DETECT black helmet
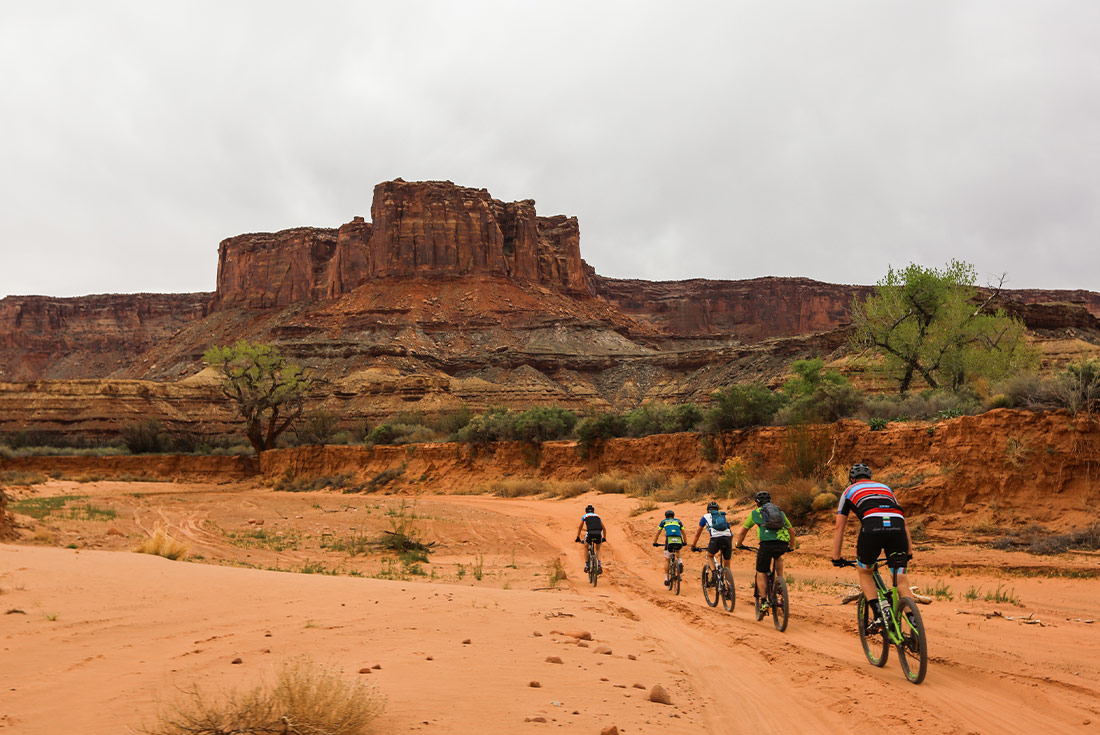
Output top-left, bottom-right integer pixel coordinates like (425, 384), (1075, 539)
(664, 509), (676, 518)
(706, 501), (720, 511)
(754, 490), (771, 505)
(584, 505), (595, 513)
(849, 463), (872, 482)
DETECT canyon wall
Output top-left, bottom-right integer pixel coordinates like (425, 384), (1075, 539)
(0, 293), (210, 381)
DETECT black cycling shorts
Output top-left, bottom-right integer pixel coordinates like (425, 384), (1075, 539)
(665, 542), (684, 553)
(856, 516), (908, 569)
(707, 535), (733, 560)
(585, 532), (603, 545)
(755, 540), (789, 574)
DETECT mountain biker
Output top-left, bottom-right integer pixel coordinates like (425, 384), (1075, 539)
(652, 509), (686, 586)
(831, 463), (914, 627)
(575, 504), (606, 575)
(690, 501), (733, 579)
(735, 490), (797, 611)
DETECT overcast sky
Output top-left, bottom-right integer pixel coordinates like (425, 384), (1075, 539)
(2, 1), (1098, 299)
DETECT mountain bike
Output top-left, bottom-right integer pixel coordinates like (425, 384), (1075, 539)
(692, 547), (734, 611)
(738, 545), (789, 632)
(837, 558), (928, 684)
(577, 537), (601, 586)
(658, 544), (684, 595)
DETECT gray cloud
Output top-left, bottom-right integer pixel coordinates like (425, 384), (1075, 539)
(2, 1), (1097, 298)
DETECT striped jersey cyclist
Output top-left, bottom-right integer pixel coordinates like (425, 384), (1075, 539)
(831, 463), (914, 627)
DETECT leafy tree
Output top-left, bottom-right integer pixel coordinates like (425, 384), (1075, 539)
(203, 341), (310, 455)
(778, 358), (866, 424)
(850, 260), (1037, 393)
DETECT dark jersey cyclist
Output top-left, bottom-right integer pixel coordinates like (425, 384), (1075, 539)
(735, 490), (797, 607)
(831, 463), (913, 624)
(575, 505), (607, 574)
(652, 510), (686, 585)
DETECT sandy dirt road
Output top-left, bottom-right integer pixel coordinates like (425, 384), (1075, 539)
(1, 482), (1099, 733)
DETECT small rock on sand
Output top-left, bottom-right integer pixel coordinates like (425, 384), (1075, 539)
(633, 683), (646, 689)
(601, 727), (620, 735)
(563, 630), (593, 640)
(371, 664), (382, 670)
(577, 641), (590, 648)
(525, 716), (547, 722)
(462, 638), (472, 644)
(231, 658), (243, 664)
(627, 654), (636, 660)
(533, 631), (543, 637)
(529, 681), (541, 688)
(594, 645), (612, 655)
(545, 656), (563, 664)
(649, 684), (672, 705)
(358, 668), (371, 674)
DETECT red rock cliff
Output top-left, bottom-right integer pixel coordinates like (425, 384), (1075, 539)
(0, 293), (209, 380)
(212, 180), (595, 310)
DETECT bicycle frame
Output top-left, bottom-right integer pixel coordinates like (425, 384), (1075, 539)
(869, 564), (905, 644)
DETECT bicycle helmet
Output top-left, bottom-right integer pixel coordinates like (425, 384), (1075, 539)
(706, 501), (720, 511)
(664, 509), (676, 518)
(754, 490), (771, 505)
(584, 505), (595, 513)
(849, 463), (872, 482)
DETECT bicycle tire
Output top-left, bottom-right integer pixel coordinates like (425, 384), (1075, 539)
(721, 567), (735, 612)
(895, 597), (928, 684)
(702, 567), (718, 607)
(771, 576), (789, 632)
(589, 549), (598, 587)
(857, 598), (889, 667)
(754, 591), (766, 621)
(672, 564), (681, 595)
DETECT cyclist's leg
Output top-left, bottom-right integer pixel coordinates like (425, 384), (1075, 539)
(706, 537), (722, 572)
(754, 546), (770, 598)
(855, 529), (883, 603)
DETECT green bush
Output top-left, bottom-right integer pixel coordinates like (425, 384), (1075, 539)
(624, 403), (703, 437)
(702, 384), (785, 432)
(453, 406), (516, 447)
(575, 413), (628, 458)
(512, 406), (578, 444)
(1054, 358), (1100, 414)
(295, 411), (339, 446)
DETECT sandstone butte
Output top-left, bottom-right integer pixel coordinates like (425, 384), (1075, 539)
(1, 178), (1099, 440)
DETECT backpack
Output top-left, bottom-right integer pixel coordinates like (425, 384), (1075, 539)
(760, 502), (785, 531)
(708, 512), (730, 532)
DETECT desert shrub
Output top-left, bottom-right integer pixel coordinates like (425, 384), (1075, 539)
(433, 405), (473, 436)
(811, 491), (838, 511)
(630, 498), (659, 516)
(0, 470), (48, 486)
(688, 474), (720, 497)
(121, 419), (168, 454)
(780, 424), (830, 479)
(146, 657), (385, 735)
(512, 406), (578, 444)
(135, 528), (189, 560)
(702, 384), (785, 432)
(777, 359), (865, 424)
(991, 522), (1100, 555)
(768, 478), (817, 524)
(551, 480), (591, 499)
(868, 417), (889, 431)
(575, 413), (628, 458)
(718, 457), (751, 497)
(366, 466), (405, 493)
(487, 478), (547, 497)
(592, 473), (630, 494)
(1053, 357), (1100, 414)
(547, 557), (568, 587)
(630, 468), (669, 496)
(295, 411), (339, 446)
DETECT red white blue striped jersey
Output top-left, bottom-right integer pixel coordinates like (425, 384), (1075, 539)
(837, 480), (904, 523)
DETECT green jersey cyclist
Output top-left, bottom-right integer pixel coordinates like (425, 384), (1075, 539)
(735, 490), (797, 611)
(652, 509), (686, 586)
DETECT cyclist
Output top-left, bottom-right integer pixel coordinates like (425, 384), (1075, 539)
(652, 509), (686, 586)
(735, 490), (797, 611)
(831, 463), (913, 627)
(689, 501), (733, 581)
(575, 504), (606, 575)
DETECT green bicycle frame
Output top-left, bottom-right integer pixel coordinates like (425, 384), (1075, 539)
(872, 567), (904, 644)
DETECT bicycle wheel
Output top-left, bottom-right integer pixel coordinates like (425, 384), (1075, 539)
(857, 598), (889, 667)
(754, 591), (765, 621)
(720, 567), (735, 612)
(771, 576), (789, 632)
(895, 597), (928, 684)
(702, 567), (718, 607)
(589, 550), (598, 587)
(672, 563), (681, 595)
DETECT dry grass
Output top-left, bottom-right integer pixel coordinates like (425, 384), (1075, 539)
(547, 557), (568, 588)
(145, 657), (385, 735)
(135, 528), (190, 561)
(629, 498), (659, 517)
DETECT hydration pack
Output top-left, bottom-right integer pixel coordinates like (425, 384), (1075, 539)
(708, 512), (730, 532)
(760, 502), (785, 530)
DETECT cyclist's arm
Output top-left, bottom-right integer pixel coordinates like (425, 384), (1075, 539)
(830, 513), (848, 560)
(653, 527), (664, 544)
(575, 520), (585, 540)
(784, 515), (798, 549)
(734, 525), (749, 547)
(905, 518), (913, 555)
(690, 525), (704, 548)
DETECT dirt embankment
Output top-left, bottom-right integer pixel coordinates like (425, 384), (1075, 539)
(261, 409), (1100, 524)
(0, 487), (14, 539)
(0, 453), (257, 480)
